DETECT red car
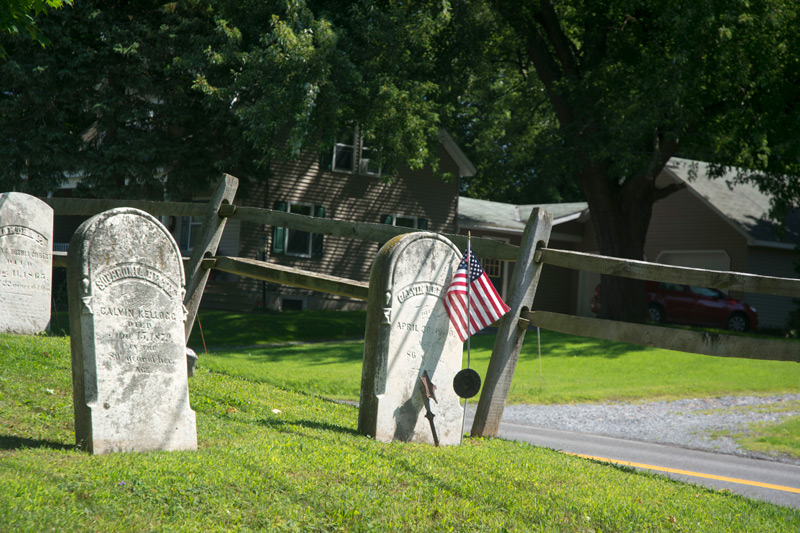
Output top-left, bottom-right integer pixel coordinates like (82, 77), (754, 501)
(590, 281), (758, 332)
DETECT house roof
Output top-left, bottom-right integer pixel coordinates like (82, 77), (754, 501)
(459, 158), (799, 248)
(665, 158), (800, 248)
(458, 196), (588, 234)
(439, 130), (477, 178)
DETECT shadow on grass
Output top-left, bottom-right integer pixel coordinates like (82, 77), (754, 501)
(257, 417), (359, 437)
(211, 341), (365, 365)
(188, 310), (368, 350)
(516, 329), (649, 360)
(0, 434), (76, 452)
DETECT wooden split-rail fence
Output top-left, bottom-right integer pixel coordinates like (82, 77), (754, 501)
(44, 174), (800, 438)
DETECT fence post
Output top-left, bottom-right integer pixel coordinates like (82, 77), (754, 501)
(470, 207), (553, 437)
(183, 174), (239, 343)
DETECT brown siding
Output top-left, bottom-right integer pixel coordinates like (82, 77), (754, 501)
(214, 144), (461, 311)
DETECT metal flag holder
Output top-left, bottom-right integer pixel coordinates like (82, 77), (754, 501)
(419, 370), (440, 446)
(454, 232), (481, 444)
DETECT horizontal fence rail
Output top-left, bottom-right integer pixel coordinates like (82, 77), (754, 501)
(526, 310), (800, 363)
(537, 248), (800, 298)
(42, 197), (518, 261)
(225, 206), (518, 261)
(204, 256), (369, 301)
(46, 197), (800, 367)
(43, 197), (207, 218)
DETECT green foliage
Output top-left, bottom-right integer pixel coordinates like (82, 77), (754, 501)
(0, 1), (70, 57)
(2, 333), (800, 530)
(0, 1), (458, 198)
(448, 1), (800, 209)
(0, 0), (251, 198)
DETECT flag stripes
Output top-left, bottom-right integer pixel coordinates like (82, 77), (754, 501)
(445, 249), (510, 342)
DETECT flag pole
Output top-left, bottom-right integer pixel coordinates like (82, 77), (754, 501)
(460, 231), (472, 443)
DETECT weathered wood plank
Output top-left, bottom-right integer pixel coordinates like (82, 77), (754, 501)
(43, 199), (518, 260)
(209, 256), (370, 301)
(471, 207), (554, 438)
(52, 251), (67, 268)
(230, 206), (519, 261)
(184, 175), (239, 343)
(526, 310), (800, 363)
(41, 197), (207, 217)
(537, 248), (800, 298)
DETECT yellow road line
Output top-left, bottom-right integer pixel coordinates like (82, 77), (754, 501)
(567, 453), (800, 494)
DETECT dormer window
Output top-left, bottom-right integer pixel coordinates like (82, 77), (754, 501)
(332, 131), (356, 173)
(327, 128), (381, 177)
(359, 137), (381, 176)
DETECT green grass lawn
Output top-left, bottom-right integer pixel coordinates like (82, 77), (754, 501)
(49, 310), (368, 346)
(200, 327), (800, 405)
(2, 333), (799, 531)
(51, 308), (800, 458)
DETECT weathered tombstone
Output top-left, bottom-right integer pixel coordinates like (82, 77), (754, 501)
(68, 208), (196, 454)
(0, 192), (53, 334)
(358, 232), (464, 445)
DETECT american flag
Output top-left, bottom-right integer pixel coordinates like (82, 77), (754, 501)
(445, 249), (510, 342)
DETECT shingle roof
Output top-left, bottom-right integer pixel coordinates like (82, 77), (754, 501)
(459, 158), (798, 247)
(458, 196), (588, 233)
(665, 158), (800, 247)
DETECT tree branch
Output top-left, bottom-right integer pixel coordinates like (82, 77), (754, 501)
(654, 181), (687, 201)
(646, 128), (679, 180)
(534, 0), (581, 81)
(491, 1), (574, 125)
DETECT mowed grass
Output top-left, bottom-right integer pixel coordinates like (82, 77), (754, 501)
(2, 333), (799, 531)
(199, 325), (800, 405)
(50, 310), (368, 347)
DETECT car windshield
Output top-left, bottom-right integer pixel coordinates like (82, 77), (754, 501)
(688, 286), (719, 298)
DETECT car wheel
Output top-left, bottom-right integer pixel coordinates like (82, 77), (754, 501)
(727, 312), (749, 332)
(647, 304), (664, 323)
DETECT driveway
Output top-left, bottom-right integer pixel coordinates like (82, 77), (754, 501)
(464, 394), (800, 509)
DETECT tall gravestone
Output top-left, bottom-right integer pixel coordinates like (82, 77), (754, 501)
(0, 192), (53, 334)
(358, 232), (464, 445)
(68, 208), (196, 454)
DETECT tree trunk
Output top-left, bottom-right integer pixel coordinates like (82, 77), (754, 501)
(579, 163), (654, 323)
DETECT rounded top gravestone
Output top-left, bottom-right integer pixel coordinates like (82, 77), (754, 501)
(0, 192), (53, 334)
(68, 208), (196, 454)
(358, 232), (465, 446)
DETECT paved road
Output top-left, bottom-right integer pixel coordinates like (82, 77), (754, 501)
(466, 414), (800, 509)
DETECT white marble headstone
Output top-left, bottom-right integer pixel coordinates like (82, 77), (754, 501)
(358, 232), (464, 445)
(68, 208), (196, 454)
(0, 192), (53, 334)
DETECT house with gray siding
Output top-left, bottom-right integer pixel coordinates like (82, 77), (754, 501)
(459, 158), (800, 330)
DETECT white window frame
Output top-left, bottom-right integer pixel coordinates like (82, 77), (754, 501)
(480, 236), (509, 299)
(386, 214), (421, 229)
(332, 131), (357, 173)
(359, 136), (381, 177)
(280, 295), (307, 312)
(180, 215), (204, 252)
(331, 128), (381, 177)
(284, 201), (315, 258)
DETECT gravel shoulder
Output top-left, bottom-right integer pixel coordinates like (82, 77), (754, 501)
(493, 394), (800, 465)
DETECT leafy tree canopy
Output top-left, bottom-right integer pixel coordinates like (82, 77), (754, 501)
(439, 0), (800, 320)
(0, 0), (453, 199)
(2, 0), (798, 320)
(0, 0), (70, 56)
